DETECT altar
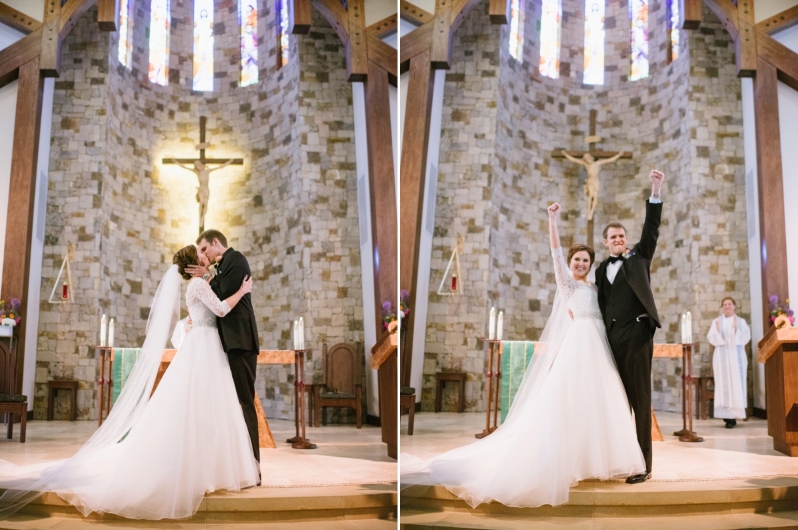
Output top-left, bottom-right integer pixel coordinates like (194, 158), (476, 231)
(109, 348), (299, 449)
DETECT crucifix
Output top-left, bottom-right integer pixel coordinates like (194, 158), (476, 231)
(162, 116), (243, 233)
(552, 109), (632, 247)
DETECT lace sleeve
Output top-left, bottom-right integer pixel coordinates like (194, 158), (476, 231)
(551, 247), (578, 300)
(189, 278), (231, 317)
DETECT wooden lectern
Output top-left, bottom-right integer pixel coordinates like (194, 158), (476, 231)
(757, 325), (798, 456)
(371, 322), (398, 459)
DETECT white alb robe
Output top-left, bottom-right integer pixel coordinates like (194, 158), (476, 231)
(707, 315), (751, 419)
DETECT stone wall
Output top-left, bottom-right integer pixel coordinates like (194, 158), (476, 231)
(35, 3), (364, 422)
(423, 1), (748, 413)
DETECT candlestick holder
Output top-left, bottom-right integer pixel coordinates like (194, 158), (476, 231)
(475, 339), (503, 439)
(95, 346), (114, 427)
(673, 342), (703, 442)
(286, 349), (316, 450)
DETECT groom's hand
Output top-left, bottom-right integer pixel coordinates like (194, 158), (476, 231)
(185, 264), (210, 279)
(649, 170), (664, 195)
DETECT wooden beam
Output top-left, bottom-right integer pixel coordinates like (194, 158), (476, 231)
(753, 57), (789, 331)
(430, 0), (453, 69)
(0, 30), (41, 89)
(40, 0), (61, 77)
(703, 0), (739, 41)
(758, 33), (798, 92)
(59, 0), (96, 42)
(756, 4), (798, 35)
(346, 0), (368, 82)
(1, 57), (44, 395)
(364, 60), (398, 335)
(0, 2), (42, 34)
(735, 0), (756, 77)
(488, 0), (509, 24)
(399, 21), (432, 67)
(680, 0), (702, 29)
(367, 13), (397, 39)
(97, 0), (118, 31)
(400, 0), (433, 26)
(291, 0), (312, 34)
(399, 50), (435, 387)
(451, 0), (485, 36)
(367, 33), (398, 82)
(312, 0), (350, 46)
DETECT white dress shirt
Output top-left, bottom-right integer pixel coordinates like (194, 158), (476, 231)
(606, 196), (661, 284)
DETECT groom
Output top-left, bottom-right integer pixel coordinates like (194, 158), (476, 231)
(190, 229), (261, 468)
(596, 169), (664, 484)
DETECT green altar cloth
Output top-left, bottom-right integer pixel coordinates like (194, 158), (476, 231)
(499, 341), (536, 423)
(111, 348), (142, 404)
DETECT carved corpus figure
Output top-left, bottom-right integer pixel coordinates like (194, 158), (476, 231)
(560, 150), (623, 221)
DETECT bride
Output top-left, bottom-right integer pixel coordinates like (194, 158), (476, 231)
(0, 245), (260, 520)
(401, 203), (645, 508)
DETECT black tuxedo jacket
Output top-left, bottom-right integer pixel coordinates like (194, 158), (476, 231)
(209, 248), (260, 352)
(596, 200), (662, 329)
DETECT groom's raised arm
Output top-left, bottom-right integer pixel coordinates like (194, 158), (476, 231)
(636, 170), (664, 260)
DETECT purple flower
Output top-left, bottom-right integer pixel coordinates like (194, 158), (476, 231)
(400, 290), (409, 300)
(382, 301), (392, 312)
(788, 309), (795, 317)
(770, 295), (779, 305)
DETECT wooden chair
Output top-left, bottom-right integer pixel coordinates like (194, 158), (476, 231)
(313, 343), (363, 428)
(400, 387), (415, 435)
(0, 341), (27, 442)
(435, 372), (466, 413)
(695, 376), (715, 420)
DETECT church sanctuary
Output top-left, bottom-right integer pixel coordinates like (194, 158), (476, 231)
(399, 0), (798, 527)
(0, 0), (398, 527)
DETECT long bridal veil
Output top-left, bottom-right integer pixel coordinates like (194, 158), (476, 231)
(0, 265), (181, 516)
(400, 284), (574, 484)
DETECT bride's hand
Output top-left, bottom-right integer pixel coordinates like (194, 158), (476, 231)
(240, 275), (253, 295)
(547, 203), (560, 222)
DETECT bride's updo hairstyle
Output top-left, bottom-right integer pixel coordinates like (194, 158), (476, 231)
(568, 244), (595, 267)
(173, 245), (199, 280)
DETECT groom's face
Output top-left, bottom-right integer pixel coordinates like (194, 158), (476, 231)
(604, 228), (627, 256)
(198, 238), (222, 262)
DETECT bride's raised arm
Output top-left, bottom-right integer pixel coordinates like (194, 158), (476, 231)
(547, 203), (578, 299)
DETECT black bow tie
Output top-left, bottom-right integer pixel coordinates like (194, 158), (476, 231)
(608, 255), (626, 264)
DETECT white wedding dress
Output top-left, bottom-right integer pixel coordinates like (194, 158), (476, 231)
(401, 247), (645, 508)
(0, 270), (259, 520)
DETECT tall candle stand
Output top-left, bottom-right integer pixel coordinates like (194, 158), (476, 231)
(95, 346), (114, 427)
(475, 339), (503, 439)
(286, 349), (316, 449)
(673, 342), (703, 442)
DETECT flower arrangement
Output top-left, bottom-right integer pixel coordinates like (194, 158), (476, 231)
(769, 295), (794, 328)
(381, 301), (396, 331)
(0, 298), (22, 326)
(400, 290), (410, 318)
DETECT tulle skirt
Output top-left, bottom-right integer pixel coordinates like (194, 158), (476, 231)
(1, 325), (260, 520)
(401, 318), (645, 508)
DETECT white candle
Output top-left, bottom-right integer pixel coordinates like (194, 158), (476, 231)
(293, 320), (298, 350)
(100, 314), (107, 347)
(679, 313), (685, 344)
(496, 311), (504, 341)
(686, 311), (693, 344)
(299, 317), (305, 350)
(488, 307), (496, 340)
(108, 318), (115, 348)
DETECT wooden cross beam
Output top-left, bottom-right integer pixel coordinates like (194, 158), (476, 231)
(0, 2), (42, 34)
(399, 0), (508, 387)
(161, 116), (244, 166)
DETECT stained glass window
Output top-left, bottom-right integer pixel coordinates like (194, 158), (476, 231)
(669, 0), (680, 61)
(509, 0), (525, 63)
(278, 0), (290, 68)
(539, 0), (561, 78)
(629, 0), (649, 80)
(583, 0), (605, 85)
(193, 0), (214, 91)
(148, 0), (170, 86)
(239, 0), (258, 85)
(117, 0), (133, 68)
